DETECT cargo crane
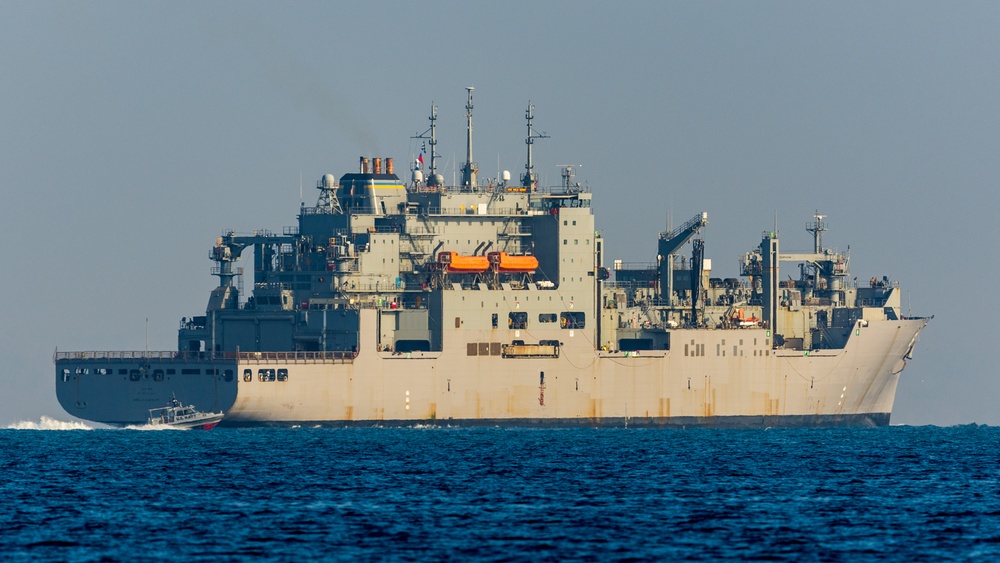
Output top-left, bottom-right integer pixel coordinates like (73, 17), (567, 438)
(657, 212), (708, 305)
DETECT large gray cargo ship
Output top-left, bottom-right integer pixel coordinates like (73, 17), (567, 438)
(55, 90), (930, 427)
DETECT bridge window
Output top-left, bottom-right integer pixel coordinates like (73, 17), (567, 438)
(539, 313), (557, 323)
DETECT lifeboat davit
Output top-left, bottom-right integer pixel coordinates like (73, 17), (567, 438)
(438, 251), (490, 273)
(487, 252), (539, 273)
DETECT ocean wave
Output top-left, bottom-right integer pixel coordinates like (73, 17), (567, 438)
(7, 416), (94, 431)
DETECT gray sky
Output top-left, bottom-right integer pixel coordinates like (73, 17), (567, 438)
(2, 1), (997, 426)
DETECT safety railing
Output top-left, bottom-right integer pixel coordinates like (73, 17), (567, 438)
(55, 350), (357, 363)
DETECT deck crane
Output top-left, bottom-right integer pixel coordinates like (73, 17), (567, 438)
(657, 212), (708, 304)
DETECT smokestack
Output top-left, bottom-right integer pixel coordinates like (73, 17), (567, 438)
(360, 157), (370, 174)
(386, 157), (394, 175)
(373, 158), (382, 175)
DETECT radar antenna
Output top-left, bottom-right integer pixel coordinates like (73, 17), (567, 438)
(556, 164), (581, 192)
(315, 173), (343, 215)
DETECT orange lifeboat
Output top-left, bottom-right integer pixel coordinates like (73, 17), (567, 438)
(438, 251), (489, 273)
(487, 252), (539, 273)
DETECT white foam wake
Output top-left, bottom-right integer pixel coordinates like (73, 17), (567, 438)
(121, 423), (186, 431)
(7, 416), (94, 430)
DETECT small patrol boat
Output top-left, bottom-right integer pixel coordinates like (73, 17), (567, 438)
(147, 395), (224, 430)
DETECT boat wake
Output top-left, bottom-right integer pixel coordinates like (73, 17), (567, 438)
(122, 423), (187, 431)
(7, 416), (94, 430)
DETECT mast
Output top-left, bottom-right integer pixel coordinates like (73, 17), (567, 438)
(461, 86), (478, 189)
(522, 101), (549, 189)
(807, 210), (827, 253)
(428, 103), (438, 178)
(411, 102), (440, 185)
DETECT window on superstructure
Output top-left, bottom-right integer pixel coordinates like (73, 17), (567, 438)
(560, 312), (586, 329)
(509, 312), (527, 329)
(277, 369), (288, 382)
(539, 313), (557, 323)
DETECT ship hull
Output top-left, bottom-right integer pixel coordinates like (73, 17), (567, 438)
(56, 313), (927, 428)
(218, 414), (890, 428)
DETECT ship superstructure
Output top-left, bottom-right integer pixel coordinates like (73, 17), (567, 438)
(55, 92), (930, 427)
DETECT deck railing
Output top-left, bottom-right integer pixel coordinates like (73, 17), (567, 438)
(54, 350), (357, 363)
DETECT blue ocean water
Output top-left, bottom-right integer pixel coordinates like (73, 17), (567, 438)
(2, 422), (999, 562)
